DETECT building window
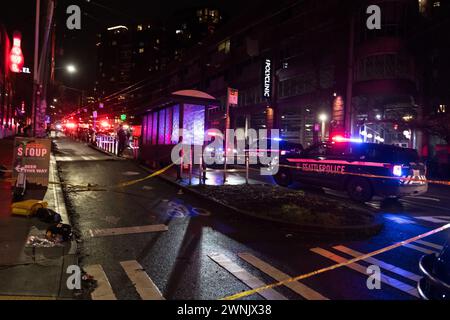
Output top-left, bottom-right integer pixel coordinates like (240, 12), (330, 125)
(137, 25), (143, 31)
(139, 48), (145, 54)
(218, 39), (231, 54)
(355, 54), (414, 82)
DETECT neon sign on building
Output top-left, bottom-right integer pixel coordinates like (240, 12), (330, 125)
(9, 32), (24, 73)
(263, 59), (272, 99)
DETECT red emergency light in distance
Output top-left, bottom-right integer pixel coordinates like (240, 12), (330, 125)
(66, 122), (76, 129)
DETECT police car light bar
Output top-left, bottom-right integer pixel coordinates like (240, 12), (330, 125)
(332, 136), (363, 143)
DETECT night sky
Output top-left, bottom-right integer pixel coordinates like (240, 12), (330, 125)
(1, 0), (258, 91)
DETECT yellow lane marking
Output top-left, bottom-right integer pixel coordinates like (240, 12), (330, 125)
(221, 223), (450, 300)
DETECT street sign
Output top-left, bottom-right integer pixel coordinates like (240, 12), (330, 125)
(228, 88), (239, 106)
(12, 138), (51, 187)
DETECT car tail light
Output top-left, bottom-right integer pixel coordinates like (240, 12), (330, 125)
(393, 165), (403, 177)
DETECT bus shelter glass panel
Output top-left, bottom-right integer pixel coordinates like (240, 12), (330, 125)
(158, 109), (166, 145)
(183, 104), (205, 145)
(171, 104), (180, 144)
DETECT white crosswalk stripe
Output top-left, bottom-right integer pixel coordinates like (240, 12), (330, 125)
(120, 260), (165, 300)
(238, 253), (328, 300)
(414, 240), (444, 251)
(310, 247), (419, 298)
(56, 155), (108, 162)
(332, 246), (421, 282)
(209, 253), (288, 300)
(84, 265), (117, 300)
(402, 243), (439, 255)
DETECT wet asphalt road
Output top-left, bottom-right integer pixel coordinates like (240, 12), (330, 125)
(54, 137), (450, 300)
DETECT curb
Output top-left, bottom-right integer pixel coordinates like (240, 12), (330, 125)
(50, 153), (80, 299)
(139, 165), (384, 237)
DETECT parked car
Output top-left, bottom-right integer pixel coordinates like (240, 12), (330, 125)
(418, 240), (450, 300)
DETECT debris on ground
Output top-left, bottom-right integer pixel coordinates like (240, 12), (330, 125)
(46, 223), (73, 242)
(26, 235), (63, 248)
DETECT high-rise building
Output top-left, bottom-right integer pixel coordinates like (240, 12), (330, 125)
(94, 8), (224, 119)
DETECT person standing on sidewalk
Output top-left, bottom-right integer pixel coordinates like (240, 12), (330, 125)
(117, 124), (127, 156)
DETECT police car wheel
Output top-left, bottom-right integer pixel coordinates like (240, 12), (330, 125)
(347, 178), (373, 202)
(274, 169), (292, 187)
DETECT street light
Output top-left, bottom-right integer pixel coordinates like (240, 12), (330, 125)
(319, 113), (328, 141)
(54, 64), (77, 74)
(66, 65), (77, 74)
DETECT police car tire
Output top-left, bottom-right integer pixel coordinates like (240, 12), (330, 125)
(274, 169), (292, 187)
(347, 177), (373, 202)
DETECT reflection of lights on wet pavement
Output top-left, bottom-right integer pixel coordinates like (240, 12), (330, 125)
(165, 200), (211, 218)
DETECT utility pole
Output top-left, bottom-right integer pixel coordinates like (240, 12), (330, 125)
(31, 0), (41, 136)
(344, 12), (355, 137)
(223, 90), (231, 184)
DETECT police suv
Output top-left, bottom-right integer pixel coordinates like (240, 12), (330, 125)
(273, 137), (428, 202)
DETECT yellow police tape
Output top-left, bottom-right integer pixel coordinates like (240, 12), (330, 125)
(221, 222), (450, 300)
(279, 164), (450, 186)
(115, 163), (175, 188)
(46, 163), (175, 190)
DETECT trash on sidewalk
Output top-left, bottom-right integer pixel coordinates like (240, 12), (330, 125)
(26, 235), (63, 248)
(11, 200), (48, 217)
(36, 208), (62, 224)
(46, 223), (73, 242)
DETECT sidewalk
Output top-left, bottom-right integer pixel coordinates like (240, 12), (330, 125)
(0, 138), (77, 300)
(158, 164), (275, 187)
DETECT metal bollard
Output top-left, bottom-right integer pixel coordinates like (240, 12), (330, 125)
(188, 145), (193, 186)
(245, 151), (249, 185)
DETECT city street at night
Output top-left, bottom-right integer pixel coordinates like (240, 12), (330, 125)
(46, 136), (450, 300)
(1, 0), (450, 315)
